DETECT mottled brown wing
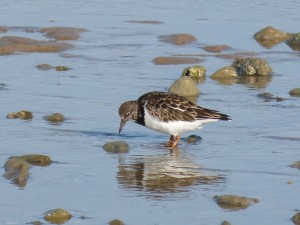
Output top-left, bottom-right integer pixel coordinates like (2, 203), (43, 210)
(138, 92), (229, 122)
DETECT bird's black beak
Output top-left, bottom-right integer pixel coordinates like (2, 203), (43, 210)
(119, 119), (126, 133)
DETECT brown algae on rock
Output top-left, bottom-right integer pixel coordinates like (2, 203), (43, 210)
(0, 36), (72, 55)
(109, 219), (124, 225)
(181, 65), (206, 80)
(7, 110), (33, 120)
(55, 66), (71, 71)
(254, 26), (293, 48)
(213, 194), (259, 210)
(103, 141), (129, 153)
(232, 57), (272, 76)
(168, 76), (200, 97)
(152, 56), (202, 65)
(289, 88), (300, 97)
(44, 113), (65, 123)
(159, 33), (197, 45)
(43, 208), (72, 224)
(40, 27), (87, 40)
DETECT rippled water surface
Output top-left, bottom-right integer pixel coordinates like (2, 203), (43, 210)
(1, 1), (300, 225)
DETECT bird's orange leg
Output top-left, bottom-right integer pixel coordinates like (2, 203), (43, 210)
(171, 135), (180, 147)
(166, 135), (174, 147)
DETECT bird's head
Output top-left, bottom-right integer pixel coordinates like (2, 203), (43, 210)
(118, 100), (139, 133)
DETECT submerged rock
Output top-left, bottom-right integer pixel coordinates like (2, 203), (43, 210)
(289, 161), (300, 169)
(254, 26), (293, 48)
(44, 113), (65, 123)
(20, 154), (52, 166)
(210, 66), (238, 79)
(168, 76), (200, 97)
(289, 88), (300, 97)
(232, 57), (272, 76)
(221, 221), (231, 225)
(202, 45), (232, 53)
(257, 92), (285, 102)
(0, 26), (8, 33)
(3, 154), (52, 187)
(185, 135), (202, 144)
(7, 110), (33, 120)
(286, 33), (300, 51)
(40, 27), (87, 40)
(36, 64), (53, 71)
(55, 65), (71, 71)
(292, 212), (300, 225)
(159, 33), (197, 45)
(152, 56), (202, 65)
(103, 141), (129, 153)
(109, 219), (124, 225)
(214, 194), (259, 210)
(0, 36), (72, 55)
(181, 65), (206, 80)
(26, 221), (43, 225)
(3, 157), (31, 188)
(43, 208), (72, 224)
(126, 20), (163, 24)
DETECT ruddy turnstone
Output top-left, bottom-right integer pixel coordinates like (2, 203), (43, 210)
(118, 91), (230, 147)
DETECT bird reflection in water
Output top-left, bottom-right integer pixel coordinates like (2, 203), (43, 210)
(116, 148), (224, 197)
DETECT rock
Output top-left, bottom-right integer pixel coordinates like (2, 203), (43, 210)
(152, 56), (202, 65)
(214, 194), (259, 210)
(168, 76), (200, 97)
(181, 65), (206, 80)
(0, 26), (8, 33)
(3, 154), (51, 187)
(36, 64), (53, 71)
(210, 66), (238, 79)
(43, 208), (72, 224)
(20, 154), (52, 166)
(40, 27), (87, 40)
(43, 113), (65, 123)
(126, 20), (163, 24)
(216, 52), (256, 60)
(257, 92), (285, 102)
(185, 135), (202, 144)
(292, 212), (300, 225)
(232, 57), (272, 76)
(26, 221), (43, 225)
(159, 33), (197, 45)
(55, 66), (71, 71)
(103, 141), (129, 153)
(3, 157), (31, 187)
(0, 36), (72, 55)
(254, 26), (293, 48)
(202, 45), (232, 53)
(109, 219), (124, 225)
(286, 33), (300, 51)
(289, 88), (300, 97)
(221, 220), (231, 225)
(7, 110), (33, 120)
(289, 161), (300, 169)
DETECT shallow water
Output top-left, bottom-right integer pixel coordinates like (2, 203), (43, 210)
(1, 0), (300, 224)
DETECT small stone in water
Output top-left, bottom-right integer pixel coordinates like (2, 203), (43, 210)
(44, 113), (65, 123)
(43, 208), (72, 224)
(103, 141), (129, 153)
(6, 110), (33, 120)
(289, 88), (300, 97)
(186, 135), (202, 144)
(109, 219), (124, 225)
(292, 212), (300, 225)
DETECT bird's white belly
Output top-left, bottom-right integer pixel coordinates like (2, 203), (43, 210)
(144, 109), (217, 136)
